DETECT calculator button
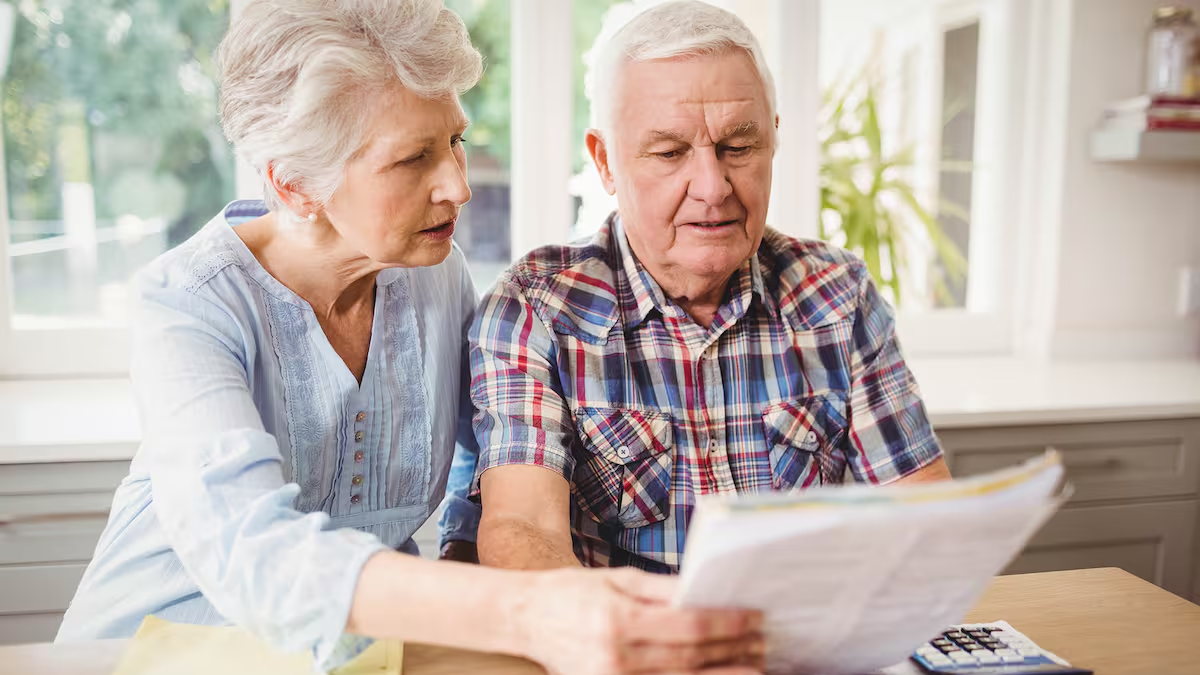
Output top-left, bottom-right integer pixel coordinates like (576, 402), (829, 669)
(918, 647), (940, 656)
(994, 649), (1016, 656)
(928, 656), (952, 666)
(933, 639), (952, 646)
(939, 645), (961, 653)
(1002, 654), (1027, 663)
(950, 652), (977, 663)
(977, 653), (1002, 664)
(1017, 648), (1042, 656)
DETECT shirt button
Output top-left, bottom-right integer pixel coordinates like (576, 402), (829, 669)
(352, 475), (363, 486)
(350, 495), (360, 505)
(354, 451), (364, 462)
(616, 446), (632, 460)
(355, 412), (366, 422)
(805, 431), (818, 443)
(354, 431), (364, 442)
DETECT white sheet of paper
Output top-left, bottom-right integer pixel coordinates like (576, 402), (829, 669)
(675, 454), (1064, 674)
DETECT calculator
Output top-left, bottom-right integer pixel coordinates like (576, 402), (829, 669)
(911, 622), (1092, 675)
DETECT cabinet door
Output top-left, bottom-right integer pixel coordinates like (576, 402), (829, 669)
(0, 563), (88, 616)
(0, 613), (65, 646)
(0, 462), (129, 495)
(0, 462), (127, 645)
(1004, 500), (1197, 598)
(938, 419), (1200, 503)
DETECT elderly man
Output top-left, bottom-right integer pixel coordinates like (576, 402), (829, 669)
(459, 0), (950, 573)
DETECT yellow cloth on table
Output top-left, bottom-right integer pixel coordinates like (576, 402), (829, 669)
(111, 616), (403, 675)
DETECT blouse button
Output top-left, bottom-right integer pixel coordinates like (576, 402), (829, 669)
(354, 431), (364, 442)
(616, 446), (632, 460)
(354, 451), (365, 462)
(350, 495), (360, 505)
(352, 475), (363, 486)
(355, 412), (366, 422)
(805, 431), (818, 444)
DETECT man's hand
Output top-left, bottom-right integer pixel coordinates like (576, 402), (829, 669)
(517, 568), (765, 675)
(439, 540), (480, 564)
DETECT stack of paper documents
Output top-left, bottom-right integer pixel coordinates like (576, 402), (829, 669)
(676, 452), (1066, 675)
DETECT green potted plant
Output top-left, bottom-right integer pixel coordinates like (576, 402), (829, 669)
(819, 62), (968, 307)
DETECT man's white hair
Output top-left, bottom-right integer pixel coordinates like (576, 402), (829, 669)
(586, 0), (777, 139)
(218, 0), (482, 216)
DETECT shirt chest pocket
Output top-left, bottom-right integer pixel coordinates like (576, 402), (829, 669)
(761, 395), (848, 490)
(573, 407), (674, 530)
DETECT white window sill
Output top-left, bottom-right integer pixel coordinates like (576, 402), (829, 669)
(0, 379), (139, 464)
(4, 359), (1200, 464)
(908, 358), (1200, 429)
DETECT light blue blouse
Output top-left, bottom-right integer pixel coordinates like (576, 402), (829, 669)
(56, 201), (479, 669)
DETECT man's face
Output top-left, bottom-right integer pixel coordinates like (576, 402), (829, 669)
(591, 50), (775, 290)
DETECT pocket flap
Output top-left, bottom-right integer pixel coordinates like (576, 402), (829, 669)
(762, 395), (846, 452)
(576, 407), (673, 466)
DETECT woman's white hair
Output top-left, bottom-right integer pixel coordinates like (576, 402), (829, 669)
(218, 0), (482, 216)
(587, 0), (776, 140)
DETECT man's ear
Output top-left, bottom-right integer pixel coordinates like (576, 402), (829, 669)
(586, 129), (617, 196)
(265, 162), (317, 218)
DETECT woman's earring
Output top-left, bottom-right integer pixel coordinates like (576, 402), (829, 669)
(307, 212), (317, 222)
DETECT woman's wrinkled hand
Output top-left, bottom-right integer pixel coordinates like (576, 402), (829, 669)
(516, 567), (765, 675)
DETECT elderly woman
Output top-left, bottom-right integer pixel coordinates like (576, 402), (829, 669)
(53, 1), (764, 674)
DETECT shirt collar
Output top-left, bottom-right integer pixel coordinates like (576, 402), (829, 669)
(612, 215), (774, 331)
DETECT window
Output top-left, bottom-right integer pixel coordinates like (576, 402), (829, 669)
(0, 0), (234, 375)
(0, 0), (1029, 376)
(441, 0), (625, 292)
(443, 0), (513, 293)
(818, 0), (1021, 354)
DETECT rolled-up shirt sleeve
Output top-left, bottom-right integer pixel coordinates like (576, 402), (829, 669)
(131, 283), (388, 669)
(468, 275), (578, 493)
(844, 262), (944, 484)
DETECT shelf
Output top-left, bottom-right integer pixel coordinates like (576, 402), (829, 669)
(1090, 128), (1200, 162)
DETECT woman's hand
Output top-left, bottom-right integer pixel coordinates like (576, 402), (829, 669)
(515, 568), (765, 675)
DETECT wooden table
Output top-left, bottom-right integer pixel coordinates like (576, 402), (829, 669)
(1, 568), (1197, 675)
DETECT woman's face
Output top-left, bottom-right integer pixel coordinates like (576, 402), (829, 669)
(322, 85), (471, 268)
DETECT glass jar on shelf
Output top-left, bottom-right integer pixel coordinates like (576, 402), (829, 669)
(1145, 6), (1199, 98)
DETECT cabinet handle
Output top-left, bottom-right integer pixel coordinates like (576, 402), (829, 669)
(1053, 452), (1124, 473)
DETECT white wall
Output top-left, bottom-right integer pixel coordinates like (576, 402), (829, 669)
(1041, 0), (1200, 359)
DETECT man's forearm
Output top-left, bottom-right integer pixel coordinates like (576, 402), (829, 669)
(478, 516), (580, 570)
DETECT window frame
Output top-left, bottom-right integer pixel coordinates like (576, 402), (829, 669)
(0, 0), (1044, 377)
(0, 0), (254, 377)
(883, 0), (1032, 357)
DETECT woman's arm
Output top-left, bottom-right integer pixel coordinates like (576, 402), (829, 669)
(349, 553), (767, 675)
(131, 283), (387, 669)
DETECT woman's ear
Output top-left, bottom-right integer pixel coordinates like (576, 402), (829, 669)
(265, 162), (317, 218)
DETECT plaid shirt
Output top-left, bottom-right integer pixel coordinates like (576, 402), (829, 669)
(469, 216), (942, 572)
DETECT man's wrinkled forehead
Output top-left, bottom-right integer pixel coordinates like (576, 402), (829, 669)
(611, 52), (773, 139)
